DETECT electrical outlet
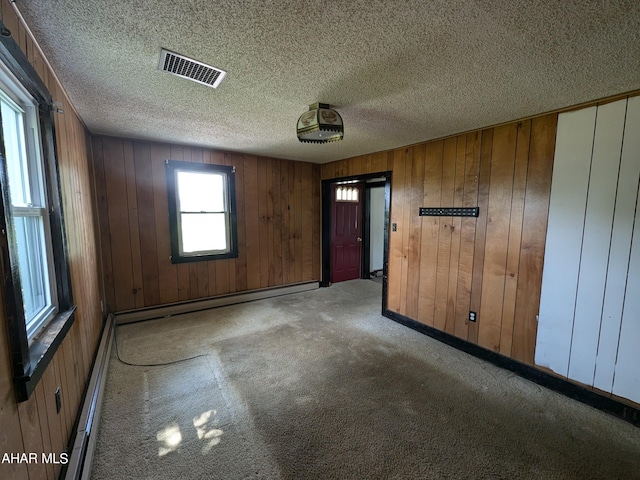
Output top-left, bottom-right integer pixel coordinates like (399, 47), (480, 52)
(469, 311), (477, 322)
(55, 387), (61, 413)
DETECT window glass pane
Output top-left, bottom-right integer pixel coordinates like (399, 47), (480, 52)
(180, 213), (228, 253)
(13, 214), (50, 332)
(1, 98), (31, 206)
(176, 171), (225, 212)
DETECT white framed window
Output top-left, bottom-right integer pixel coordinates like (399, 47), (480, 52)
(166, 160), (238, 262)
(0, 66), (57, 340)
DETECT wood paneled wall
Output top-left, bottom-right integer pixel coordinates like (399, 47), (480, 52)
(92, 136), (320, 313)
(0, 3), (104, 480)
(321, 114), (557, 366)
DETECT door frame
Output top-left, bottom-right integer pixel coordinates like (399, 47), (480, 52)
(362, 180), (387, 279)
(321, 171), (392, 310)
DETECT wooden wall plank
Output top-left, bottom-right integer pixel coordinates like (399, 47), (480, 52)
(102, 138), (135, 312)
(370, 152), (383, 173)
(513, 114), (557, 365)
(433, 138), (457, 331)
(454, 132), (481, 339)
(266, 158), (275, 284)
(40, 365), (63, 478)
(321, 162), (333, 180)
(133, 142), (160, 307)
(364, 154), (372, 174)
(34, 383), (55, 479)
(398, 148), (414, 316)
(287, 162), (297, 283)
(406, 145), (425, 319)
(468, 129), (493, 344)
(417, 141), (444, 326)
(352, 155), (364, 176)
(257, 157), (270, 288)
(499, 120), (531, 357)
(302, 162), (314, 281)
(17, 395), (47, 479)
(478, 123), (517, 352)
(294, 161), (304, 282)
(92, 137), (116, 311)
(244, 155), (261, 290)
(0, 299), (29, 480)
(445, 135), (467, 334)
(271, 159), (284, 285)
(595, 96), (640, 392)
(151, 144), (180, 304)
(387, 148), (407, 312)
(214, 259), (230, 296)
(58, 343), (75, 439)
(123, 140), (145, 308)
(535, 108), (595, 373)
(407, 146), (426, 314)
(280, 160), (291, 285)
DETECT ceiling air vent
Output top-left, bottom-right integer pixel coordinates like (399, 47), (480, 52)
(159, 48), (226, 88)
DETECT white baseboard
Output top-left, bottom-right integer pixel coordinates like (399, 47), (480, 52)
(115, 281), (319, 325)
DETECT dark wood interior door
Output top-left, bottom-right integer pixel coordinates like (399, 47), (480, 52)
(331, 183), (363, 283)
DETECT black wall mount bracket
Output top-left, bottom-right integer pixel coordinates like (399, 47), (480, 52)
(419, 207), (479, 217)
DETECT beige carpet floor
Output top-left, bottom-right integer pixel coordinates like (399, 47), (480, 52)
(91, 280), (640, 479)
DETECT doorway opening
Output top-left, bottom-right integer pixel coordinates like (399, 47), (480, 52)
(321, 172), (391, 310)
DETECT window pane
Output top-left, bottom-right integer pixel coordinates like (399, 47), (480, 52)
(1, 98), (31, 206)
(180, 213), (228, 253)
(176, 171), (225, 212)
(13, 214), (50, 332)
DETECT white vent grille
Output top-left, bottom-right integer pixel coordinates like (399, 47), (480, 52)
(159, 49), (226, 88)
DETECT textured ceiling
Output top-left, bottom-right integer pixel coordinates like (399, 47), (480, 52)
(16, 1), (640, 164)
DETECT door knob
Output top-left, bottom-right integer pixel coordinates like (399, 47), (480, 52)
(357, 237), (362, 242)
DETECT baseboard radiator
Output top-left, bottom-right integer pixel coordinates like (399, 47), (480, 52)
(115, 281), (319, 324)
(64, 314), (115, 480)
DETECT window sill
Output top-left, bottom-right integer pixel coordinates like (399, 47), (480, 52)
(15, 305), (76, 402)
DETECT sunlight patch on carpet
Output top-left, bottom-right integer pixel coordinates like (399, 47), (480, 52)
(157, 422), (182, 456)
(193, 409), (224, 454)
